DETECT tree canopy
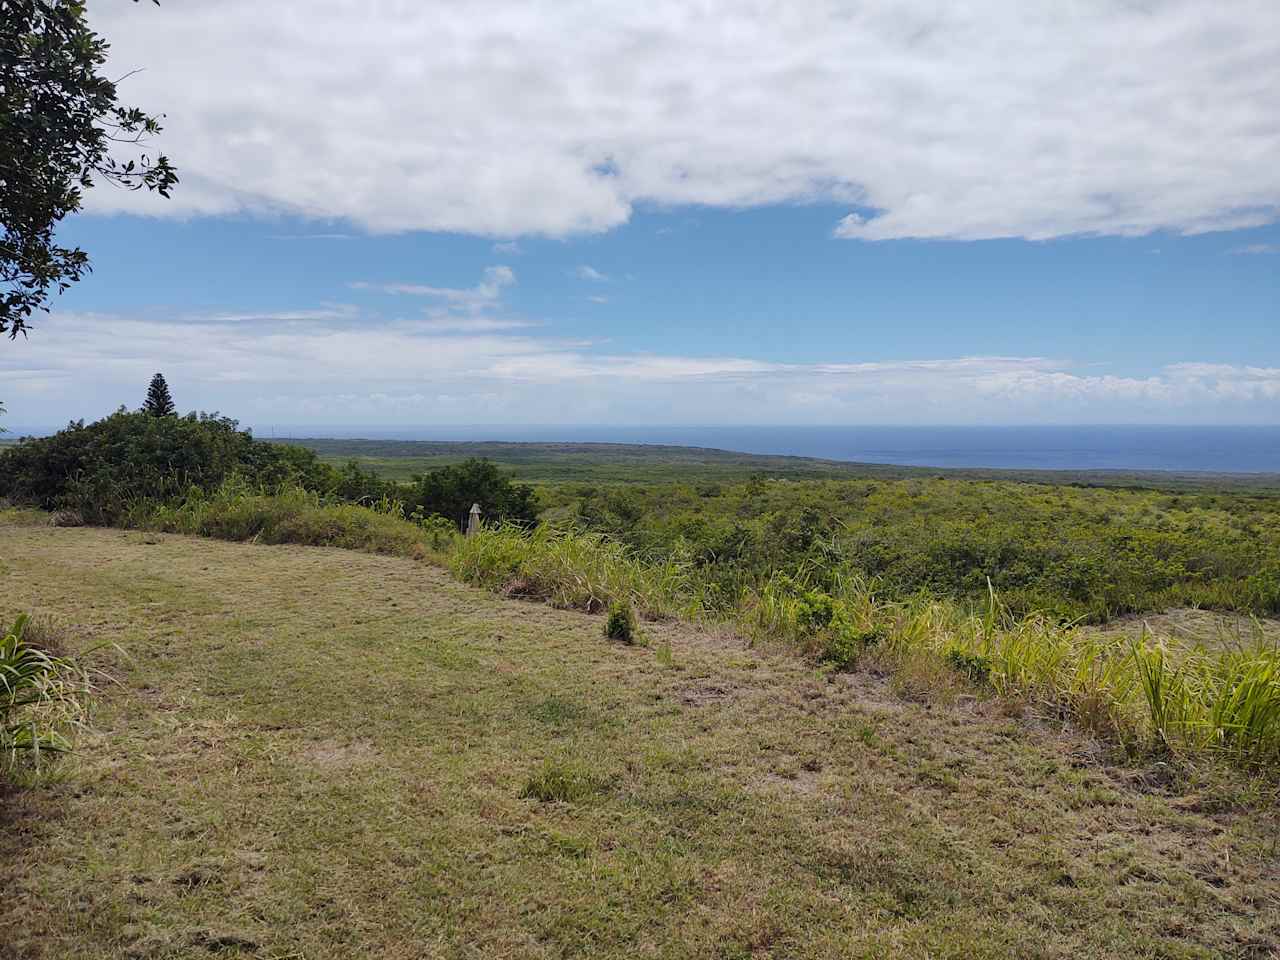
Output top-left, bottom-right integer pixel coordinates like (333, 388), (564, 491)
(1, 0), (177, 339)
(410, 458), (537, 529)
(143, 372), (175, 417)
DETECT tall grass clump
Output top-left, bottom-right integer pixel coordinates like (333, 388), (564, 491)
(740, 570), (1280, 767)
(136, 480), (454, 559)
(449, 523), (698, 619)
(1, 614), (93, 773)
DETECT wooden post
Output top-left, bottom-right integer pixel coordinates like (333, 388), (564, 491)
(467, 503), (482, 537)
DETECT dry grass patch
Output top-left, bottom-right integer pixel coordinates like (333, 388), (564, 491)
(1, 520), (1278, 959)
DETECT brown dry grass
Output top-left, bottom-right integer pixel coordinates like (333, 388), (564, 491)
(1, 518), (1278, 959)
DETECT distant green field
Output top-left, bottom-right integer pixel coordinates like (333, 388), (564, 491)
(284, 437), (1280, 491)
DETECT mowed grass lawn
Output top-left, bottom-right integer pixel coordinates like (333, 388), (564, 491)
(2, 521), (1278, 959)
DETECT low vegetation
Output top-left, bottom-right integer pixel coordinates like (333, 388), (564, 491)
(1, 613), (94, 774)
(5, 408), (1278, 773)
(551, 476), (1280, 621)
(3, 524), (1278, 958)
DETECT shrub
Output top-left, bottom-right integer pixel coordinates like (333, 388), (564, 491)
(409, 458), (537, 529)
(604, 601), (637, 643)
(0, 409), (333, 523)
(415, 513), (459, 551)
(819, 626), (885, 672)
(945, 648), (993, 685)
(1, 614), (92, 772)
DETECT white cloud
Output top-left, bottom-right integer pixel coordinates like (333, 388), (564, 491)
(351, 265), (514, 304)
(82, 0), (1280, 241)
(2, 311), (1277, 427)
(1228, 243), (1280, 255)
(586, 295), (610, 304)
(492, 241), (522, 254)
(574, 265), (609, 282)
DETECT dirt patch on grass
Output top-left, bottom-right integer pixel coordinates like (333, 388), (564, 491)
(300, 738), (379, 771)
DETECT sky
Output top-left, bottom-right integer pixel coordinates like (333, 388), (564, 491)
(3, 0), (1278, 433)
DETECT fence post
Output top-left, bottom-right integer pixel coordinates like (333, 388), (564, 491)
(467, 502), (482, 537)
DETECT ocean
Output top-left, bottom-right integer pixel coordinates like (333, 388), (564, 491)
(280, 424), (1280, 474)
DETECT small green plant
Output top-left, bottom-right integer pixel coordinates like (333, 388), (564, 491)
(604, 601), (637, 643)
(655, 640), (675, 668)
(415, 512), (458, 551)
(520, 759), (611, 803)
(1, 614), (92, 771)
(819, 626), (886, 672)
(945, 648), (993, 685)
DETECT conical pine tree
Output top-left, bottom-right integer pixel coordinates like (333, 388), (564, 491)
(143, 373), (176, 417)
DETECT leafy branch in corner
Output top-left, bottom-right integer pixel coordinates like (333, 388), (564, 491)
(1, 0), (178, 338)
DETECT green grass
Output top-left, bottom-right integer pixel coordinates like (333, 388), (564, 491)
(2, 519), (1279, 958)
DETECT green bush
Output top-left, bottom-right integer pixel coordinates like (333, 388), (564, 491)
(0, 409), (332, 523)
(945, 648), (993, 685)
(604, 601), (637, 643)
(408, 458), (537, 529)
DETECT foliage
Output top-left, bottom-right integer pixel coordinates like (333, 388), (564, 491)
(553, 476), (1280, 622)
(1, 0), (177, 338)
(604, 600), (637, 643)
(1, 612), (90, 771)
(0, 409), (330, 523)
(450, 523), (697, 619)
(143, 372), (175, 417)
(408, 457), (536, 530)
(138, 482), (440, 558)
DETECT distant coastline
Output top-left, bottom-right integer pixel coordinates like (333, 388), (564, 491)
(7, 424), (1279, 475)
(283, 425), (1279, 474)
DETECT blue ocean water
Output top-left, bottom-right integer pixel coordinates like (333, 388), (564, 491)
(288, 424), (1280, 474)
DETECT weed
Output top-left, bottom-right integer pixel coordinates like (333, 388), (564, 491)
(520, 759), (611, 803)
(0, 613), (93, 772)
(605, 601), (637, 643)
(945, 648), (993, 685)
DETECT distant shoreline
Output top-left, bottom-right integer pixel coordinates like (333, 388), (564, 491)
(275, 436), (1280, 491)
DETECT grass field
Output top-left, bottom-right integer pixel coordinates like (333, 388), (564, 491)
(3, 518), (1278, 959)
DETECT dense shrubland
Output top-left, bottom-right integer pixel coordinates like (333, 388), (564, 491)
(545, 477), (1280, 621)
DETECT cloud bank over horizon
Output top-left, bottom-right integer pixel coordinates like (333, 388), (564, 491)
(84, 0), (1280, 242)
(4, 307), (1277, 430)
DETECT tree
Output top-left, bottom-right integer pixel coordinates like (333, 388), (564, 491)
(410, 458), (537, 529)
(142, 372), (174, 417)
(2, 0), (178, 339)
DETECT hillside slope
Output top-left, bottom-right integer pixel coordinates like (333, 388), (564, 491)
(2, 522), (1277, 959)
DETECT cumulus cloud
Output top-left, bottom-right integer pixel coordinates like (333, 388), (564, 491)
(574, 265), (610, 282)
(2, 311), (1277, 428)
(83, 0), (1280, 241)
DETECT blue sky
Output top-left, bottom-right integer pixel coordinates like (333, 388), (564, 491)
(3, 1), (1278, 431)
